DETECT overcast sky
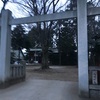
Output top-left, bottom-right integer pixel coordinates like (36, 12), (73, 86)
(0, 0), (67, 18)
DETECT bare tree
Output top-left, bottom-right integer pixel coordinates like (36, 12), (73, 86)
(1, 0), (9, 10)
(10, 0), (68, 69)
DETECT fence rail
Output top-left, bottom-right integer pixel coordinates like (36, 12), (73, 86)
(10, 64), (25, 79)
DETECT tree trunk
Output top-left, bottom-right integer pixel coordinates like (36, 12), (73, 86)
(18, 49), (20, 64)
(41, 21), (49, 69)
(41, 47), (49, 69)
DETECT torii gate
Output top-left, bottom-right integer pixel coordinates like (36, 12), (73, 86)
(0, 0), (100, 97)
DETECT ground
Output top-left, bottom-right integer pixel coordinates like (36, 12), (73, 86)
(26, 65), (78, 82)
(0, 65), (95, 100)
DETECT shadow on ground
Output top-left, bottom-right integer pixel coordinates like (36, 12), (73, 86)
(26, 66), (78, 82)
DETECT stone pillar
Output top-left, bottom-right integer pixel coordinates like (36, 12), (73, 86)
(77, 0), (89, 97)
(0, 10), (11, 88)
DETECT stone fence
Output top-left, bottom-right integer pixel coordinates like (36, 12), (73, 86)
(10, 60), (26, 84)
(0, 60), (26, 88)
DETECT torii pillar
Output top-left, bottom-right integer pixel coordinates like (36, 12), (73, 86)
(77, 0), (89, 97)
(0, 10), (11, 88)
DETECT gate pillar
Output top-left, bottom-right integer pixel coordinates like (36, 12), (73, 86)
(0, 10), (11, 88)
(77, 0), (89, 97)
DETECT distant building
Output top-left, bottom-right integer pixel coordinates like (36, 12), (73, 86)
(27, 48), (59, 64)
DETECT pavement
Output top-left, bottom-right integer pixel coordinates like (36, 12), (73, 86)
(0, 79), (96, 100)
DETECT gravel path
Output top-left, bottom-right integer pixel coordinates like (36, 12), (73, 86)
(26, 66), (78, 82)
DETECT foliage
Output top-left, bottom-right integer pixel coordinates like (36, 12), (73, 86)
(11, 25), (31, 50)
(11, 25), (31, 61)
(88, 17), (100, 65)
(54, 18), (77, 65)
(28, 26), (42, 48)
(10, 52), (15, 64)
(87, 1), (100, 66)
(51, 0), (77, 65)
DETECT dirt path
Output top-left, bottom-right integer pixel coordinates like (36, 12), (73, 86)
(26, 66), (78, 82)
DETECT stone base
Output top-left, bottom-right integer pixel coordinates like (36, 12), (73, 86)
(10, 77), (25, 85)
(0, 80), (10, 89)
(90, 90), (100, 98)
(0, 77), (25, 89)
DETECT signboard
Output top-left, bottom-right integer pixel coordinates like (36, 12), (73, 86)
(92, 71), (98, 85)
